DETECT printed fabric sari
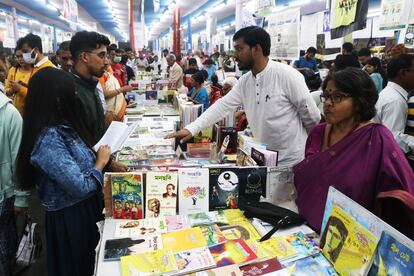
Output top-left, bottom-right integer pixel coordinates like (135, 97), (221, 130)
(294, 123), (414, 233)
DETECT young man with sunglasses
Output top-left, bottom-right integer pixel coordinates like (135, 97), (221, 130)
(69, 31), (128, 172)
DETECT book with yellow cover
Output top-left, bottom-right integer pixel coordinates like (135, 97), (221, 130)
(199, 224), (226, 246)
(219, 221), (261, 242)
(162, 227), (207, 253)
(209, 239), (258, 267)
(320, 205), (378, 276)
(260, 236), (298, 261)
(120, 249), (178, 276)
(223, 209), (249, 224)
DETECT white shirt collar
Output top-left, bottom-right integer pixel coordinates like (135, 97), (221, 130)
(253, 59), (272, 79)
(387, 81), (409, 101)
(34, 56), (49, 68)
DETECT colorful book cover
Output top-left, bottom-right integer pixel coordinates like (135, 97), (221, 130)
(195, 264), (242, 276)
(320, 206), (379, 276)
(209, 168), (239, 211)
(188, 211), (228, 227)
(145, 172), (178, 218)
(219, 222), (261, 241)
(260, 236), (298, 261)
(209, 239), (258, 267)
(162, 227), (207, 253)
(114, 218), (167, 238)
(237, 167), (267, 209)
(199, 224), (227, 246)
(174, 247), (216, 274)
(278, 231), (321, 264)
(283, 253), (338, 276)
(145, 90), (158, 100)
(104, 235), (163, 261)
(223, 209), (249, 224)
(368, 231), (414, 276)
(166, 215), (191, 232)
(240, 257), (284, 276)
(111, 173), (143, 220)
(178, 168), (209, 215)
(120, 249), (178, 276)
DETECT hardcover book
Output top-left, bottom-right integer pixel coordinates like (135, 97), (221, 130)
(120, 249), (178, 276)
(112, 173), (143, 220)
(178, 168), (209, 215)
(208, 239), (258, 267)
(209, 168), (239, 211)
(145, 172), (178, 218)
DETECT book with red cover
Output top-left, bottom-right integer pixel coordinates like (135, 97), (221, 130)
(240, 258), (283, 275)
(208, 239), (258, 267)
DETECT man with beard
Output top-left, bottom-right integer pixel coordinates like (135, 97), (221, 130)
(70, 31), (128, 172)
(166, 26), (320, 168)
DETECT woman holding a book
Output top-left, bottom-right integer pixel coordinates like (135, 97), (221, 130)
(294, 67), (414, 233)
(17, 68), (111, 276)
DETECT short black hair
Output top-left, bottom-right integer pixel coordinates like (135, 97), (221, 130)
(124, 47), (132, 52)
(107, 45), (117, 53)
(57, 40), (71, 55)
(357, 48), (371, 57)
(322, 67), (378, 122)
(192, 70), (206, 84)
(163, 49), (169, 53)
(334, 54), (360, 71)
(15, 38), (25, 52)
(188, 58), (197, 65)
(70, 31), (110, 62)
(306, 47), (317, 55)
(387, 54), (414, 79)
(233, 26), (270, 56)
(211, 74), (219, 86)
(342, 42), (354, 53)
(21, 33), (43, 53)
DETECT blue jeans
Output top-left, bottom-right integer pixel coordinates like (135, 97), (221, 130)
(0, 195), (17, 276)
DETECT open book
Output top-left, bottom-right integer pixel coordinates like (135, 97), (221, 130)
(93, 121), (137, 154)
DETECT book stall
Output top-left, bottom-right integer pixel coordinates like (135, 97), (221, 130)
(95, 80), (414, 276)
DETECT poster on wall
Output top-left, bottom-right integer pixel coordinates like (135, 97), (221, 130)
(300, 13), (318, 50)
(267, 7), (300, 60)
(330, 0), (358, 29)
(241, 9), (263, 28)
(379, 0), (411, 30)
(63, 0), (78, 23)
(2, 14), (16, 48)
(255, 0), (275, 17)
(405, 24), (414, 48)
(329, 0), (368, 39)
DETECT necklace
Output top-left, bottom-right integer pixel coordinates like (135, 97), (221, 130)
(327, 123), (360, 148)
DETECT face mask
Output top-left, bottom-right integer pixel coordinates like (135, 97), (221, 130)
(113, 56), (122, 63)
(22, 49), (37, 64)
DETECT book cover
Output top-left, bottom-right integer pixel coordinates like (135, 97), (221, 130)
(208, 239), (258, 267)
(199, 224), (227, 246)
(166, 215), (191, 232)
(214, 125), (238, 154)
(259, 236), (298, 261)
(238, 167), (267, 209)
(145, 172), (178, 218)
(188, 211), (229, 227)
(120, 249), (178, 276)
(162, 227), (207, 253)
(236, 148), (257, 167)
(145, 90), (158, 100)
(223, 209), (249, 224)
(178, 168), (209, 215)
(104, 173), (113, 217)
(368, 231), (414, 276)
(219, 222), (261, 242)
(240, 257), (284, 276)
(280, 232), (321, 264)
(195, 264), (242, 276)
(283, 253), (338, 276)
(251, 147), (279, 167)
(174, 247), (216, 275)
(114, 218), (167, 238)
(209, 168), (239, 211)
(111, 173), (143, 220)
(193, 126), (213, 143)
(320, 206), (378, 276)
(104, 235), (163, 261)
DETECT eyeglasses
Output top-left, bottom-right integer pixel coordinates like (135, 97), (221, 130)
(85, 51), (108, 60)
(320, 90), (351, 104)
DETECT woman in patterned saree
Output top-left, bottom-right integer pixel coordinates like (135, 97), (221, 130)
(294, 67), (414, 232)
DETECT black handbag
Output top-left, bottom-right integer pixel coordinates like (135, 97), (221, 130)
(244, 201), (305, 242)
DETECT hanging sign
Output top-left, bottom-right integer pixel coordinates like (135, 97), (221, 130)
(255, 0), (275, 17)
(379, 0), (411, 30)
(63, 0), (78, 23)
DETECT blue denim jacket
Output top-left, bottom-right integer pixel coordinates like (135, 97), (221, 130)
(30, 125), (103, 211)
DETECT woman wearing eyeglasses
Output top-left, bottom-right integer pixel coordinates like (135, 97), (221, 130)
(294, 67), (414, 233)
(5, 38), (33, 115)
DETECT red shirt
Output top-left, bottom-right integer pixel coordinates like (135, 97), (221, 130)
(111, 63), (126, 86)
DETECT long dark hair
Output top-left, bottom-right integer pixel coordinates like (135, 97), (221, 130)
(17, 67), (94, 190)
(366, 57), (388, 89)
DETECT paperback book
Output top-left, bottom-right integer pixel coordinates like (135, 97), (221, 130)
(162, 227), (207, 253)
(209, 168), (239, 211)
(145, 172), (178, 218)
(188, 211), (229, 227)
(111, 173), (143, 220)
(114, 218), (167, 238)
(218, 221), (261, 241)
(103, 235), (163, 261)
(283, 253), (338, 276)
(238, 167), (267, 209)
(199, 224), (227, 246)
(240, 257), (284, 276)
(165, 215), (191, 232)
(174, 247), (216, 275)
(178, 168), (209, 215)
(120, 249), (178, 276)
(208, 239), (258, 267)
(195, 264), (242, 276)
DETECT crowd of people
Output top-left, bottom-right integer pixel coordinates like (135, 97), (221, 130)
(0, 25), (414, 276)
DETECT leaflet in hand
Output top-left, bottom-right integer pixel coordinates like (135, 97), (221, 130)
(93, 121), (137, 153)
